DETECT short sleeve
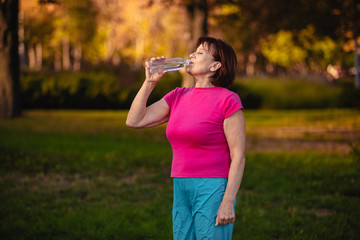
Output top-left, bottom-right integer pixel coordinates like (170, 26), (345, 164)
(164, 87), (179, 108)
(223, 92), (243, 119)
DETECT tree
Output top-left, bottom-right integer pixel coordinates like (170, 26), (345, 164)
(155, 0), (209, 86)
(181, 0), (209, 86)
(212, 0), (358, 77)
(0, 0), (21, 118)
(21, 0), (56, 71)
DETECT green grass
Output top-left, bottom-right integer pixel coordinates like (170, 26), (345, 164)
(0, 110), (359, 239)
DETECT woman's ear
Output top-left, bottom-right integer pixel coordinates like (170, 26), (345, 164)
(210, 61), (221, 72)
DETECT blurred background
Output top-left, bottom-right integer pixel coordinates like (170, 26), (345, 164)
(1, 1), (360, 239)
(1, 0), (360, 113)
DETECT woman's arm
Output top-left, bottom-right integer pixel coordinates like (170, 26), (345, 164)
(126, 57), (170, 128)
(215, 109), (246, 226)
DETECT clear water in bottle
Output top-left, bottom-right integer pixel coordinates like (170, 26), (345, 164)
(150, 57), (190, 74)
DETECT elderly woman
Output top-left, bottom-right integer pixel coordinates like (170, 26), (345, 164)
(126, 36), (246, 240)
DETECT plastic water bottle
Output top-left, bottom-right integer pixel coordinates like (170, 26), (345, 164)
(149, 57), (190, 74)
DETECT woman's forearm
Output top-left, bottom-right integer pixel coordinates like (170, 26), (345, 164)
(223, 154), (246, 203)
(126, 81), (156, 128)
(215, 153), (245, 226)
(126, 57), (169, 128)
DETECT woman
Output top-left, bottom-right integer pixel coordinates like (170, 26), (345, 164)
(126, 37), (246, 240)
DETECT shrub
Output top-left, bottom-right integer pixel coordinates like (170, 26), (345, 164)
(21, 71), (137, 109)
(335, 77), (360, 109)
(21, 72), (356, 109)
(231, 77), (343, 109)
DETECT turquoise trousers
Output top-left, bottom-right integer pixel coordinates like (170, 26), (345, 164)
(172, 178), (235, 240)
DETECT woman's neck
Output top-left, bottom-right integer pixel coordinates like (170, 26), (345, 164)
(194, 78), (215, 88)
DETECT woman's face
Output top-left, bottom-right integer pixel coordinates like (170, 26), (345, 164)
(187, 43), (217, 77)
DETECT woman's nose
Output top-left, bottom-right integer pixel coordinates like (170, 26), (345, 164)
(189, 53), (195, 59)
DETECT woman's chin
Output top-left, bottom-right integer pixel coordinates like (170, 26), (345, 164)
(186, 67), (193, 75)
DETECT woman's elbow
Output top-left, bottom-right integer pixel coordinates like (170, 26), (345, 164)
(125, 118), (139, 128)
(126, 122), (140, 129)
(125, 121), (134, 128)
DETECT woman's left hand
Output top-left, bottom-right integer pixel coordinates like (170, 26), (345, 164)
(215, 200), (235, 226)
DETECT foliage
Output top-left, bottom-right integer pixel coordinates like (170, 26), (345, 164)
(21, 71), (128, 109)
(21, 72), (358, 109)
(20, 70), (182, 109)
(19, 0), (360, 77)
(211, 0), (359, 77)
(21, 0), (55, 47)
(298, 25), (337, 65)
(260, 25), (340, 73)
(21, 0), (189, 69)
(260, 30), (307, 67)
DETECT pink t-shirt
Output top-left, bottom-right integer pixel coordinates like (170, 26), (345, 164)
(164, 86), (243, 178)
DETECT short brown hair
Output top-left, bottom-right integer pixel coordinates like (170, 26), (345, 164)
(196, 37), (237, 88)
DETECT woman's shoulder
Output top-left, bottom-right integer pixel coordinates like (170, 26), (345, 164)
(216, 88), (242, 108)
(165, 86), (194, 101)
(216, 87), (240, 98)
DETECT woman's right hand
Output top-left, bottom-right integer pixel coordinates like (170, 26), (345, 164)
(145, 56), (168, 84)
(126, 56), (170, 128)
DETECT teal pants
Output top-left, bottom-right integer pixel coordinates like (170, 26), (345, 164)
(172, 178), (235, 240)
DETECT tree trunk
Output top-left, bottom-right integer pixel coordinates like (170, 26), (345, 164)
(62, 37), (70, 71)
(73, 43), (81, 71)
(35, 42), (42, 71)
(265, 61), (275, 74)
(28, 43), (43, 71)
(18, 10), (24, 68)
(0, 0), (21, 118)
(28, 46), (36, 70)
(54, 49), (61, 71)
(181, 0), (208, 87)
(237, 55), (245, 74)
(246, 52), (257, 76)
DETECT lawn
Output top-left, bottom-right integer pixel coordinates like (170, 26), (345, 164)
(0, 109), (359, 239)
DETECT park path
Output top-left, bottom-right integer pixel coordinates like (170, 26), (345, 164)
(245, 126), (360, 154)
